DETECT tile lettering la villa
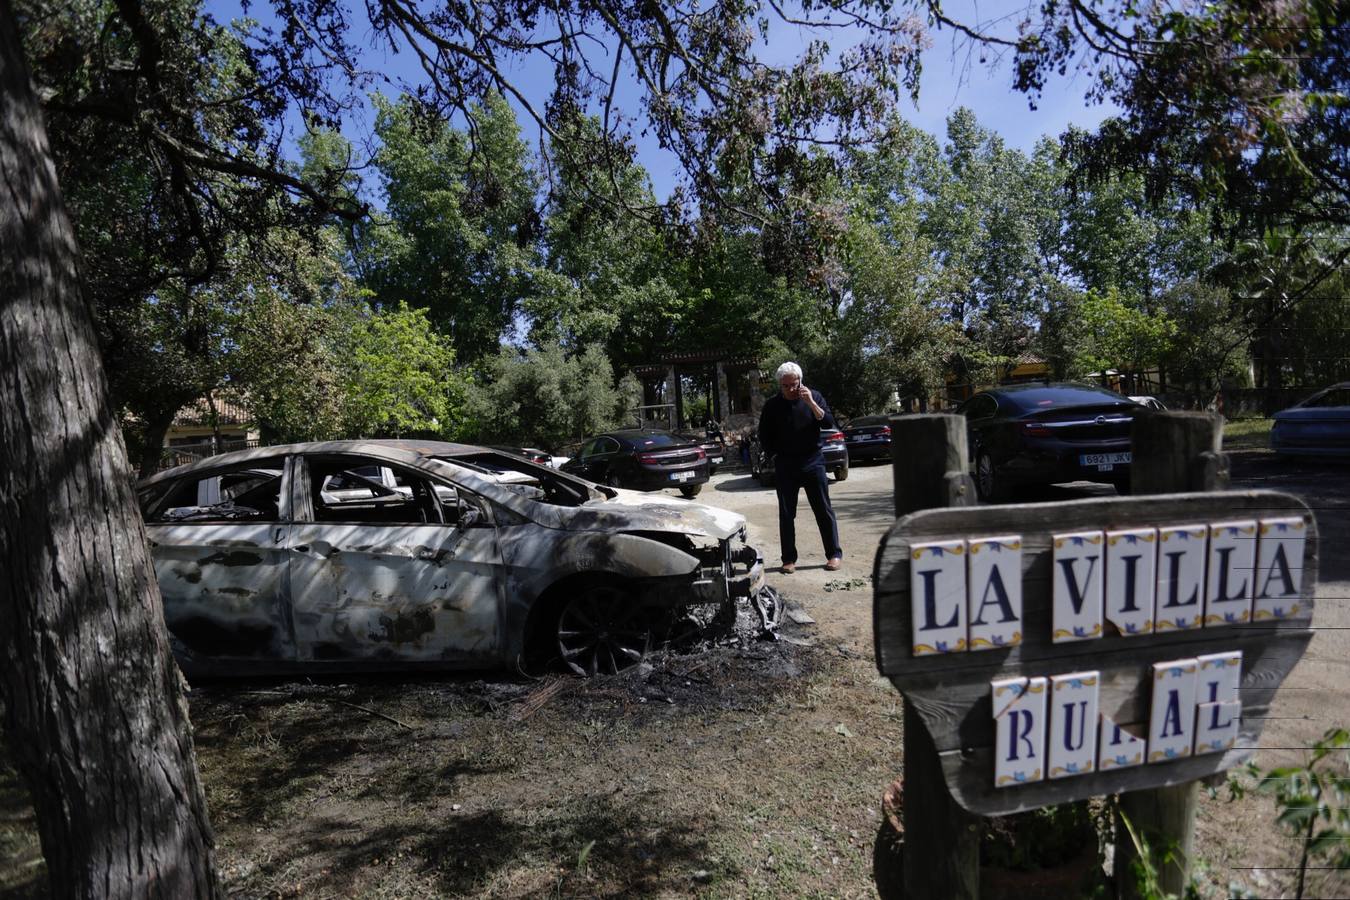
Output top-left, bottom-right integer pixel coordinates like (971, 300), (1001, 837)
(873, 490), (1316, 816)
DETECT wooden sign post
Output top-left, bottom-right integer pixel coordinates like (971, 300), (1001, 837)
(873, 412), (1317, 899)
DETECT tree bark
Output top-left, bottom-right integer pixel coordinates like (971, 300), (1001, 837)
(0, 4), (221, 897)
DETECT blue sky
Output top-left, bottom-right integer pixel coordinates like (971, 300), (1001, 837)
(213, 1), (1120, 199)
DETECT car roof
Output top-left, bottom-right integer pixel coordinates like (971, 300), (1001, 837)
(975, 382), (1133, 409)
(139, 438), (493, 487)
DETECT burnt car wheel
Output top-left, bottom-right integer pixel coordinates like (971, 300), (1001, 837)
(557, 583), (654, 676)
(975, 451), (1007, 503)
(833, 465), (849, 482)
(679, 484), (702, 498)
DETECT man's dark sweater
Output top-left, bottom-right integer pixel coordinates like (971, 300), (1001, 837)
(758, 389), (836, 460)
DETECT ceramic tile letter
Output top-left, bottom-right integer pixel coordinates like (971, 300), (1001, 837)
(1148, 658), (1197, 763)
(1205, 521), (1256, 626)
(1105, 528), (1157, 637)
(910, 539), (967, 655)
(967, 535), (1023, 651)
(1254, 517), (1308, 621)
(1049, 671), (1100, 779)
(1194, 651), (1243, 755)
(1052, 531), (1104, 643)
(992, 676), (1047, 787)
(1098, 714), (1146, 771)
(1194, 701), (1241, 754)
(1155, 525), (1206, 631)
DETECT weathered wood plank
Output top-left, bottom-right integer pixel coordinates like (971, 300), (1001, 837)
(889, 413), (980, 900)
(898, 628), (1309, 754)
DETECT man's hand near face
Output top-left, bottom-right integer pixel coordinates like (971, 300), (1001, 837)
(798, 384), (822, 418)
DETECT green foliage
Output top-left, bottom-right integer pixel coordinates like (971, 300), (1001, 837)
(464, 343), (627, 451)
(359, 92), (545, 363)
(1115, 811), (1202, 900)
(1158, 283), (1252, 391)
(337, 302), (464, 438)
(1065, 287), (1177, 382)
(1228, 727), (1350, 899)
(981, 801), (1096, 872)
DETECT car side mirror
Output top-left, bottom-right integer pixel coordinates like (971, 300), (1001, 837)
(459, 506), (482, 528)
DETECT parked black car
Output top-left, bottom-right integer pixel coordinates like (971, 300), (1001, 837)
(675, 431), (726, 473)
(560, 429), (710, 497)
(842, 415), (893, 462)
(747, 428), (849, 487)
(957, 383), (1139, 501)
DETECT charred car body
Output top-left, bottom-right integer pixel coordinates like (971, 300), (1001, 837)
(137, 440), (765, 677)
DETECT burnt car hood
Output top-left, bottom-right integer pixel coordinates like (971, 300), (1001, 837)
(565, 489), (745, 540)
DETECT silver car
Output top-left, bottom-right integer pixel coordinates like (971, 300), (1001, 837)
(1271, 383), (1350, 458)
(137, 440), (764, 676)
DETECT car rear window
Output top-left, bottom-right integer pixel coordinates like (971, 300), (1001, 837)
(628, 433), (683, 449)
(1003, 386), (1130, 411)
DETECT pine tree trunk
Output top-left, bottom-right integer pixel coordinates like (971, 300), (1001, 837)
(0, 4), (221, 897)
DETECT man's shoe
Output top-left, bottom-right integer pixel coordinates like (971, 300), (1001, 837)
(825, 557), (842, 571)
(781, 562), (796, 574)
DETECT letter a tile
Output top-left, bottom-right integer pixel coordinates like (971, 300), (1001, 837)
(1155, 526), (1206, 631)
(1049, 671), (1100, 779)
(967, 535), (1023, 651)
(910, 540), (967, 655)
(1205, 521), (1256, 626)
(1254, 517), (1308, 621)
(992, 676), (1047, 788)
(1105, 528), (1157, 637)
(1052, 531), (1104, 643)
(1148, 659), (1197, 763)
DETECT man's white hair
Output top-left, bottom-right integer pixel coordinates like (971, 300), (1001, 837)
(775, 361), (803, 381)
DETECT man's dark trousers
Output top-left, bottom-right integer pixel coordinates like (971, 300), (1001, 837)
(774, 453), (841, 565)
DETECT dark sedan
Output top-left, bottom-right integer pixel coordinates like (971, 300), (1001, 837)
(842, 415), (893, 462)
(1271, 383), (1350, 458)
(675, 431), (726, 473)
(561, 429), (710, 497)
(957, 383), (1139, 501)
(747, 429), (849, 487)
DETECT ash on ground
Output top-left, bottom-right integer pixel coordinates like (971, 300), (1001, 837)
(188, 588), (822, 725)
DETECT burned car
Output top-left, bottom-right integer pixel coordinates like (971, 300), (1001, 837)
(137, 440), (765, 677)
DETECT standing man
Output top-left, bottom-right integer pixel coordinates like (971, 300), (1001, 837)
(757, 361), (843, 574)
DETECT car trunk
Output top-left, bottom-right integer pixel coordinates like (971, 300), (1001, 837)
(1021, 404), (1133, 442)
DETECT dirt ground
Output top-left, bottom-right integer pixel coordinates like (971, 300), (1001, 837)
(2, 445), (1348, 898)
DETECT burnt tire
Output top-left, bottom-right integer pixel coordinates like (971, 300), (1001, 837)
(679, 484), (702, 498)
(833, 465), (849, 482)
(556, 583), (654, 676)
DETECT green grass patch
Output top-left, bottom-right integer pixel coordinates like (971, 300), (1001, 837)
(1223, 418), (1273, 451)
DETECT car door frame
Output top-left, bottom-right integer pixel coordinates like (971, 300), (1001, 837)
(142, 455), (298, 668)
(286, 452), (506, 667)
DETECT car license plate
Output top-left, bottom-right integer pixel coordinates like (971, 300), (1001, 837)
(670, 470), (695, 481)
(1080, 452), (1131, 471)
